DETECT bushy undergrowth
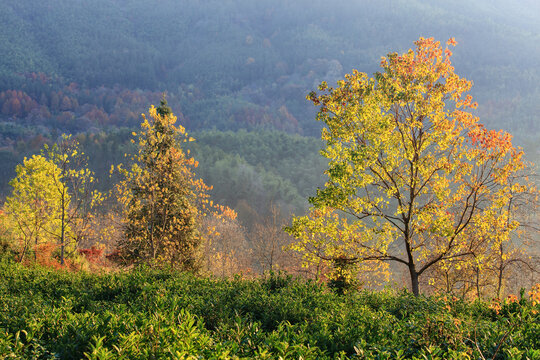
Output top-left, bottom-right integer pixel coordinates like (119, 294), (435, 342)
(0, 260), (538, 359)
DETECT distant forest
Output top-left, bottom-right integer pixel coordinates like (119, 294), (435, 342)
(0, 0), (539, 225)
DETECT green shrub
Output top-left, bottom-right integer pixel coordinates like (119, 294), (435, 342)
(0, 262), (538, 359)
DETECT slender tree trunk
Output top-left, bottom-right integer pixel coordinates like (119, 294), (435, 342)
(496, 244), (504, 299)
(19, 239), (28, 263)
(150, 198), (156, 262)
(497, 265), (504, 299)
(60, 187), (65, 265)
(475, 266), (481, 299)
(269, 242), (275, 272)
(34, 213), (39, 263)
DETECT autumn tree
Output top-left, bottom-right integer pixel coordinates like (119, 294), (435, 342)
(425, 171), (539, 298)
(1, 136), (101, 266)
(3, 155), (66, 263)
(45, 135), (102, 265)
(116, 97), (235, 270)
(287, 38), (534, 296)
(250, 204), (296, 274)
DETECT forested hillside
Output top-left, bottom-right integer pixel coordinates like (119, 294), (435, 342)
(0, 0), (538, 228)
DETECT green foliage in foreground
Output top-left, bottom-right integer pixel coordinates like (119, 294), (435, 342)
(0, 261), (538, 359)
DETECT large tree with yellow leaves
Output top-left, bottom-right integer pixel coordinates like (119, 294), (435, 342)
(287, 38), (534, 296)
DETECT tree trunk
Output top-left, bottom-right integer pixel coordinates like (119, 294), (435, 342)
(409, 265), (420, 296)
(496, 265), (504, 299)
(19, 240), (28, 263)
(496, 244), (504, 299)
(34, 213), (39, 263)
(60, 188), (65, 266)
(475, 266), (481, 299)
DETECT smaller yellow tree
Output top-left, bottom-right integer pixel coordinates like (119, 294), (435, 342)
(3, 155), (67, 262)
(2, 137), (102, 266)
(116, 97), (235, 270)
(45, 134), (103, 265)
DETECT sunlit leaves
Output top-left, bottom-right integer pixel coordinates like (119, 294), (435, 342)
(286, 206), (390, 287)
(288, 37), (535, 296)
(3, 155), (67, 262)
(116, 99), (235, 270)
(1, 134), (103, 266)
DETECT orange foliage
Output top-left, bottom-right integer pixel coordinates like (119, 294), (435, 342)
(0, 90), (39, 117)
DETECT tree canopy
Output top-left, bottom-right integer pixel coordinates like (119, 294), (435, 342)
(3, 155), (67, 263)
(287, 38), (536, 296)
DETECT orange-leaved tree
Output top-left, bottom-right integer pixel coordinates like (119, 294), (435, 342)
(286, 37), (535, 296)
(116, 97), (236, 271)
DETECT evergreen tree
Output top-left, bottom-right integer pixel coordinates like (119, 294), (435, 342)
(117, 98), (213, 270)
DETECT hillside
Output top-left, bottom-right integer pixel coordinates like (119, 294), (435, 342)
(0, 0), (538, 220)
(0, 0), (538, 133)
